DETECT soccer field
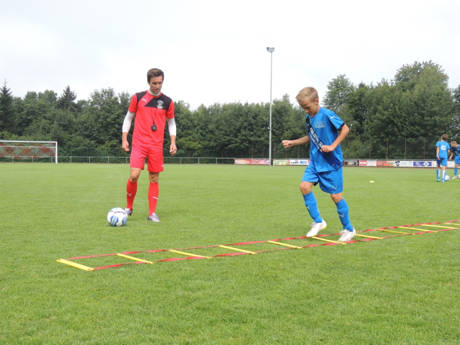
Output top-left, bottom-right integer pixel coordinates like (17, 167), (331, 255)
(1, 163), (459, 345)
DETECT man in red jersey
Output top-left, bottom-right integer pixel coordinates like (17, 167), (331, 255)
(121, 68), (177, 222)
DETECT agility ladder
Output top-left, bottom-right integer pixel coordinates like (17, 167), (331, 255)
(57, 220), (460, 272)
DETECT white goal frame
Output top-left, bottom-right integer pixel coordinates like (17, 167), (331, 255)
(0, 140), (58, 163)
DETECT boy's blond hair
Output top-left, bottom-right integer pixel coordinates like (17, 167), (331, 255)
(451, 140), (458, 148)
(296, 87), (319, 103)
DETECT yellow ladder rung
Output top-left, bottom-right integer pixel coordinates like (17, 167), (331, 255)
(169, 249), (211, 259)
(117, 253), (154, 264)
(377, 228), (409, 234)
(398, 226), (432, 232)
(267, 240), (302, 249)
(443, 223), (460, 229)
(423, 224), (458, 230)
(57, 259), (94, 271)
(218, 245), (256, 255)
(355, 233), (382, 239)
(311, 236), (346, 245)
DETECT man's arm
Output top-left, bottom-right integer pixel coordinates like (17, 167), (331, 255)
(122, 111), (135, 152)
(168, 117), (177, 155)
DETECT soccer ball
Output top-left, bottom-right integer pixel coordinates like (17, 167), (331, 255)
(445, 175), (450, 181)
(107, 207), (128, 227)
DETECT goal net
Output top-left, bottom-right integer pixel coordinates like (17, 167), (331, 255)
(0, 140), (58, 163)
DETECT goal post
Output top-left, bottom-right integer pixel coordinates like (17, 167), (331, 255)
(0, 140), (58, 163)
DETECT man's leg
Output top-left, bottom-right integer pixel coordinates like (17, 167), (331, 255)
(147, 172), (160, 221)
(126, 168), (141, 214)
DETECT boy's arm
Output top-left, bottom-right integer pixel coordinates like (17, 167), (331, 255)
(282, 136), (309, 149)
(321, 124), (350, 153)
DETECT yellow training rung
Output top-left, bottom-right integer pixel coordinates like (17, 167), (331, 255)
(443, 223), (460, 229)
(398, 226), (432, 232)
(169, 249), (211, 259)
(422, 224), (458, 230)
(377, 228), (409, 234)
(116, 253), (154, 264)
(57, 259), (94, 271)
(354, 233), (382, 240)
(218, 245), (256, 255)
(267, 240), (302, 249)
(311, 236), (346, 245)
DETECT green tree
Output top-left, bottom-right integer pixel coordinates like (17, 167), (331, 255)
(323, 75), (355, 114)
(0, 81), (14, 132)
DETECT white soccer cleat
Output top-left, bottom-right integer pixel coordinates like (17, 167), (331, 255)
(338, 228), (356, 242)
(306, 220), (327, 237)
(147, 213), (160, 222)
(124, 208), (133, 216)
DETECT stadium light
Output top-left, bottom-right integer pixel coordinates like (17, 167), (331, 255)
(266, 47), (275, 166)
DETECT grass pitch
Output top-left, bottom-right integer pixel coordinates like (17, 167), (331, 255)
(1, 163), (459, 345)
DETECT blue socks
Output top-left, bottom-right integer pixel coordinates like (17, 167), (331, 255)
(303, 192), (322, 223)
(303, 193), (353, 231)
(436, 169), (440, 181)
(455, 167), (458, 177)
(336, 199), (353, 231)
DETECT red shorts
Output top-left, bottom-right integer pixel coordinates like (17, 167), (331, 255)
(130, 145), (164, 172)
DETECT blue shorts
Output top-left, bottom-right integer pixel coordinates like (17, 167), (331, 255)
(437, 158), (447, 167)
(302, 165), (343, 194)
(455, 157), (460, 165)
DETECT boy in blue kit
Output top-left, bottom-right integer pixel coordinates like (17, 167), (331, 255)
(435, 134), (450, 182)
(282, 87), (355, 242)
(449, 141), (460, 179)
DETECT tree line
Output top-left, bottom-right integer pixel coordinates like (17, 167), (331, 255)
(1, 61), (459, 159)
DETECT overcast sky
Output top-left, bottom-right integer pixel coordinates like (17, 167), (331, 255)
(1, 0), (459, 109)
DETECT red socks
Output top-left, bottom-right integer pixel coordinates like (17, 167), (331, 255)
(148, 182), (159, 215)
(126, 179), (137, 210)
(126, 179), (159, 215)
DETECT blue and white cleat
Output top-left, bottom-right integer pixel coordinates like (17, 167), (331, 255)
(338, 228), (356, 242)
(306, 220), (327, 237)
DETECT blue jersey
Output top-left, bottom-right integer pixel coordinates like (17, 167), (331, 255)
(452, 145), (460, 163)
(436, 140), (450, 159)
(305, 107), (344, 172)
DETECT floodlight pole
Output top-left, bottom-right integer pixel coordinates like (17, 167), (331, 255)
(266, 47), (275, 166)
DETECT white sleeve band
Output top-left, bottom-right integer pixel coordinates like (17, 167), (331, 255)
(168, 117), (177, 136)
(122, 111), (134, 133)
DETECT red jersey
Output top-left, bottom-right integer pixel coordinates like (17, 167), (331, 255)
(128, 91), (174, 148)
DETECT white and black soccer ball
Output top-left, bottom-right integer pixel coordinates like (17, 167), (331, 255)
(445, 175), (450, 181)
(107, 207), (128, 227)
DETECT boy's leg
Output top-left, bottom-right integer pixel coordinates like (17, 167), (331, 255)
(441, 166), (446, 182)
(302, 190), (322, 223)
(454, 165), (459, 178)
(300, 180), (326, 237)
(332, 195), (353, 231)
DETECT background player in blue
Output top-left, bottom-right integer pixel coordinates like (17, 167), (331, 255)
(282, 87), (355, 242)
(435, 134), (450, 182)
(449, 140), (460, 179)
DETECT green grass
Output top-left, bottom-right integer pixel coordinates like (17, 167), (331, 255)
(1, 163), (459, 345)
